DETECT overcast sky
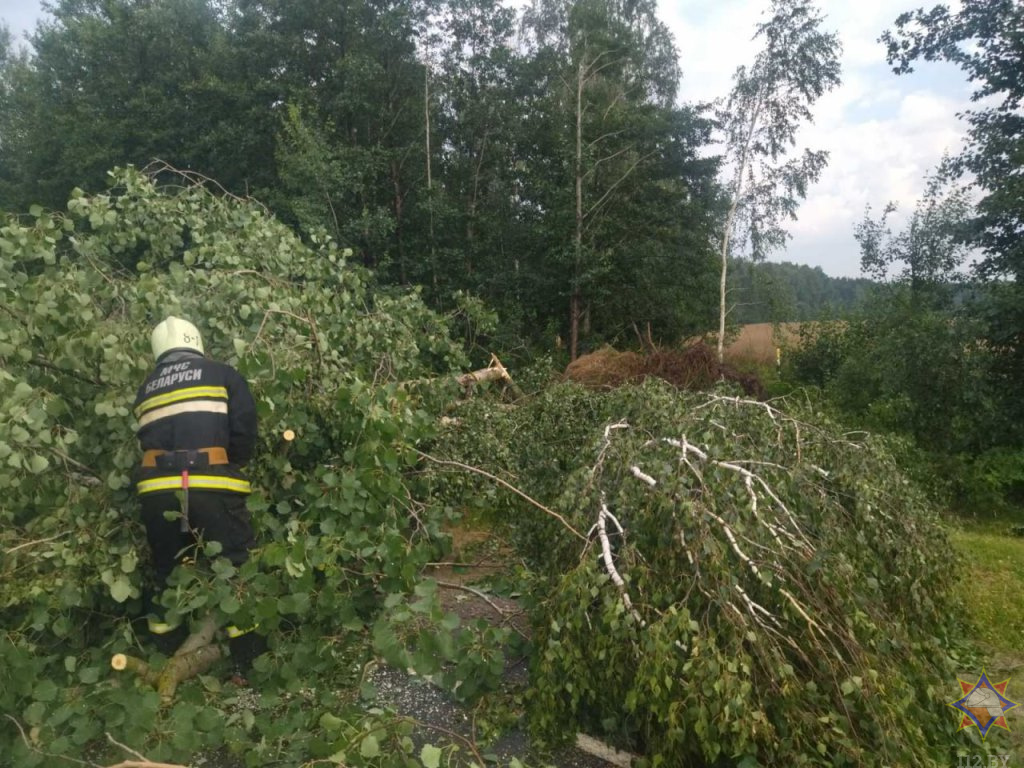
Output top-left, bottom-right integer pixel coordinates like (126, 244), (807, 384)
(1, 0), (972, 277)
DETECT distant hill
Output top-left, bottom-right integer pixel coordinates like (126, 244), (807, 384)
(727, 258), (875, 323)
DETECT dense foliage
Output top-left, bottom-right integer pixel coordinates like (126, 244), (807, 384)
(431, 381), (974, 766)
(883, 0), (1024, 442)
(787, 167), (1022, 512)
(727, 258), (874, 323)
(0, 0), (722, 355)
(0, 167), (491, 766)
(2, 0), (1023, 762)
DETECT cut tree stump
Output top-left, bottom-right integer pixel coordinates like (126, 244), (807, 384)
(111, 613), (224, 705)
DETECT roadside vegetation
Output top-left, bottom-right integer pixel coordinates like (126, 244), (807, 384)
(1, 0), (1022, 765)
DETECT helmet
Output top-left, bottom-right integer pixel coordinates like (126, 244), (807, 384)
(151, 316), (204, 360)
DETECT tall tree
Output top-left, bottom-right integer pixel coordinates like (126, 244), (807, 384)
(714, 0), (841, 362)
(854, 169), (972, 302)
(0, 0), (237, 211)
(520, 0), (718, 358)
(253, 0), (431, 275)
(883, 0), (1024, 438)
(416, 0), (522, 307)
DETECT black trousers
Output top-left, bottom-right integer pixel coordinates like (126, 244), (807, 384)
(139, 491), (265, 667)
(139, 491), (256, 588)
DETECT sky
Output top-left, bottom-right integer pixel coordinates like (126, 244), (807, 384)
(658, 0), (973, 278)
(0, 0), (975, 278)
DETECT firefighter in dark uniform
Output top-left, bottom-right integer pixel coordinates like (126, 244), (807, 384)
(134, 316), (261, 661)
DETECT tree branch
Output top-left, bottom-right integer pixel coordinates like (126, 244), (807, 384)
(4, 532), (70, 555)
(28, 357), (104, 387)
(415, 451), (586, 541)
(583, 151), (656, 224)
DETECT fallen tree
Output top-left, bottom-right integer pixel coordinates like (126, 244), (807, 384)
(0, 166), (480, 765)
(429, 381), (976, 766)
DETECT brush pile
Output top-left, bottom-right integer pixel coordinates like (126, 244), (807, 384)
(433, 380), (970, 766)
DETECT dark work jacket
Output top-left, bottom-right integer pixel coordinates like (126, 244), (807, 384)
(133, 351), (258, 495)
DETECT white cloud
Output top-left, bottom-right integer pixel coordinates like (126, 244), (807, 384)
(657, 0), (974, 276)
(0, 0), (46, 48)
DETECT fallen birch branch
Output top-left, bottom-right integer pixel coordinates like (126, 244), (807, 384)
(456, 354), (524, 399)
(111, 613), (224, 704)
(103, 733), (188, 768)
(596, 497), (645, 627)
(415, 450), (586, 541)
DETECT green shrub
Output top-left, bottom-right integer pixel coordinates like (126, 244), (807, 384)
(786, 319), (851, 388)
(432, 381), (977, 766)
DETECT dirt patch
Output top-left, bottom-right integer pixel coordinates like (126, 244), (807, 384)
(371, 523), (626, 767)
(426, 525), (531, 637)
(563, 343), (763, 398)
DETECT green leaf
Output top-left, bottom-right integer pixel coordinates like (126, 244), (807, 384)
(199, 675), (222, 693)
(109, 577), (132, 603)
(420, 744), (442, 768)
(33, 679), (58, 702)
(120, 551), (138, 573)
(319, 712), (344, 731)
(359, 734), (380, 758)
(27, 454), (50, 474)
(220, 595), (241, 614)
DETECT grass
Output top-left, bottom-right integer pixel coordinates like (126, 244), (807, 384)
(948, 514), (1024, 759)
(951, 528), (1024, 649)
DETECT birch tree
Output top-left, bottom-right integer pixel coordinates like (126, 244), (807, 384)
(521, 0), (715, 359)
(715, 0), (841, 362)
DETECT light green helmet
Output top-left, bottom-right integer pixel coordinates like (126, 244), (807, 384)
(151, 316), (204, 361)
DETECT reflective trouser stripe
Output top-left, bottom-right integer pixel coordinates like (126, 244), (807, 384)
(137, 475), (251, 494)
(226, 624), (258, 639)
(148, 618), (181, 635)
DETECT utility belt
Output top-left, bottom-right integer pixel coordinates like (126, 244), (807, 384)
(137, 447), (250, 495)
(142, 447), (229, 469)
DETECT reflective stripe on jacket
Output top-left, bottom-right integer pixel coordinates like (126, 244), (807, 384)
(133, 352), (257, 495)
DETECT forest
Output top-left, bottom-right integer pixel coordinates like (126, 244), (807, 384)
(1, 0), (1022, 766)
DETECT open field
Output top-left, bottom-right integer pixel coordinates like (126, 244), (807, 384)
(949, 521), (1024, 759)
(721, 322), (802, 366)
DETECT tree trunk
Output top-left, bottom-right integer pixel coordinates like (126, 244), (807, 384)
(717, 208), (734, 364)
(717, 93), (763, 364)
(425, 66), (437, 291)
(570, 293), (581, 362)
(572, 60), (585, 362)
(392, 161), (406, 284)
